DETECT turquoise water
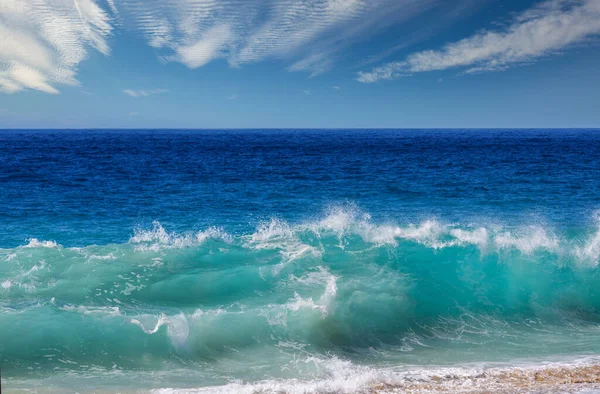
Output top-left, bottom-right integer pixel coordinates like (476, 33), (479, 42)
(2, 130), (600, 392)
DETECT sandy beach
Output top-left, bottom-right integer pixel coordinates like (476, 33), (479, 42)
(369, 364), (600, 394)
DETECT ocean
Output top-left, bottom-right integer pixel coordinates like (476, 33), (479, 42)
(2, 129), (600, 393)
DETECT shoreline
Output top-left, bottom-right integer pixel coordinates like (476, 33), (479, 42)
(154, 362), (600, 394)
(5, 362), (600, 393)
(368, 363), (600, 393)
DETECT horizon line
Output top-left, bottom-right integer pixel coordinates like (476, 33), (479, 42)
(1, 128), (600, 131)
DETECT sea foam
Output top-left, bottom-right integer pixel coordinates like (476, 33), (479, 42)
(151, 355), (600, 394)
(18, 206), (595, 263)
(130, 221), (232, 251)
(23, 238), (60, 248)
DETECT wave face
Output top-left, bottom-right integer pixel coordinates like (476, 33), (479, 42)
(3, 205), (600, 392)
(3, 129), (600, 392)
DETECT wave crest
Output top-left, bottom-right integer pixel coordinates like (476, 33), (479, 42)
(9, 206), (600, 265)
(129, 221), (232, 251)
(24, 238), (60, 248)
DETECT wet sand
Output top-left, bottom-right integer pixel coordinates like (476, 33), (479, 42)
(371, 364), (600, 393)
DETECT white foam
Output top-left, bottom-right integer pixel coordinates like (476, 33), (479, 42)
(23, 238), (60, 248)
(0, 259), (49, 292)
(10, 206), (599, 267)
(191, 307), (228, 319)
(300, 206), (564, 255)
(259, 270), (338, 327)
(449, 227), (489, 249)
(315, 206), (360, 233)
(317, 273), (338, 313)
(250, 218), (294, 245)
(285, 293), (327, 315)
(23, 261), (46, 276)
(574, 214), (600, 265)
(293, 267), (334, 286)
(310, 206), (399, 246)
(121, 282), (145, 296)
(576, 229), (600, 265)
(249, 219), (321, 276)
(87, 253), (117, 261)
(130, 221), (232, 251)
(303, 207), (474, 249)
(284, 272), (337, 318)
(61, 305), (122, 316)
(197, 227), (232, 244)
(149, 356), (402, 394)
(130, 312), (190, 348)
(395, 220), (445, 243)
(494, 226), (559, 255)
(152, 355), (600, 394)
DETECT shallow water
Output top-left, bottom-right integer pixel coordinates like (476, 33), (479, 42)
(2, 129), (600, 392)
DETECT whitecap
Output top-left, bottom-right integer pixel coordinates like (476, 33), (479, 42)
(307, 205), (399, 246)
(493, 225), (559, 255)
(130, 221), (231, 251)
(23, 238), (60, 248)
(249, 218), (321, 276)
(574, 213), (600, 265)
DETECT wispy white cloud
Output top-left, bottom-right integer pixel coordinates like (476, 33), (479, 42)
(288, 51), (335, 77)
(175, 24), (233, 68)
(123, 88), (168, 97)
(10, 0), (589, 94)
(228, 94), (238, 100)
(2, 0), (440, 94)
(117, 0), (437, 75)
(358, 0), (600, 83)
(357, 63), (412, 83)
(0, 0), (113, 94)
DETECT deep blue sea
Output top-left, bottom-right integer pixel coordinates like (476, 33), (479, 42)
(2, 129), (600, 393)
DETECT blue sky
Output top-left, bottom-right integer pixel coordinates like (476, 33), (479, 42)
(0, 0), (599, 128)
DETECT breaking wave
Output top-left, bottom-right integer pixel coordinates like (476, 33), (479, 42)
(4, 205), (600, 391)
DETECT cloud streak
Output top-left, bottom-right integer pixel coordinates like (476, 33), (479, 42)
(123, 89), (168, 97)
(1, 0), (438, 94)
(358, 0), (600, 83)
(117, 0), (435, 75)
(5, 0), (595, 94)
(0, 0), (113, 94)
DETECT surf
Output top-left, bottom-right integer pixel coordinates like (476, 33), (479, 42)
(3, 204), (600, 392)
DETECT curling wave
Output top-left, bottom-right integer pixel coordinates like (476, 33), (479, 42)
(3, 206), (600, 391)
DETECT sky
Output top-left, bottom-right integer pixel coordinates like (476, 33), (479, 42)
(0, 0), (599, 129)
